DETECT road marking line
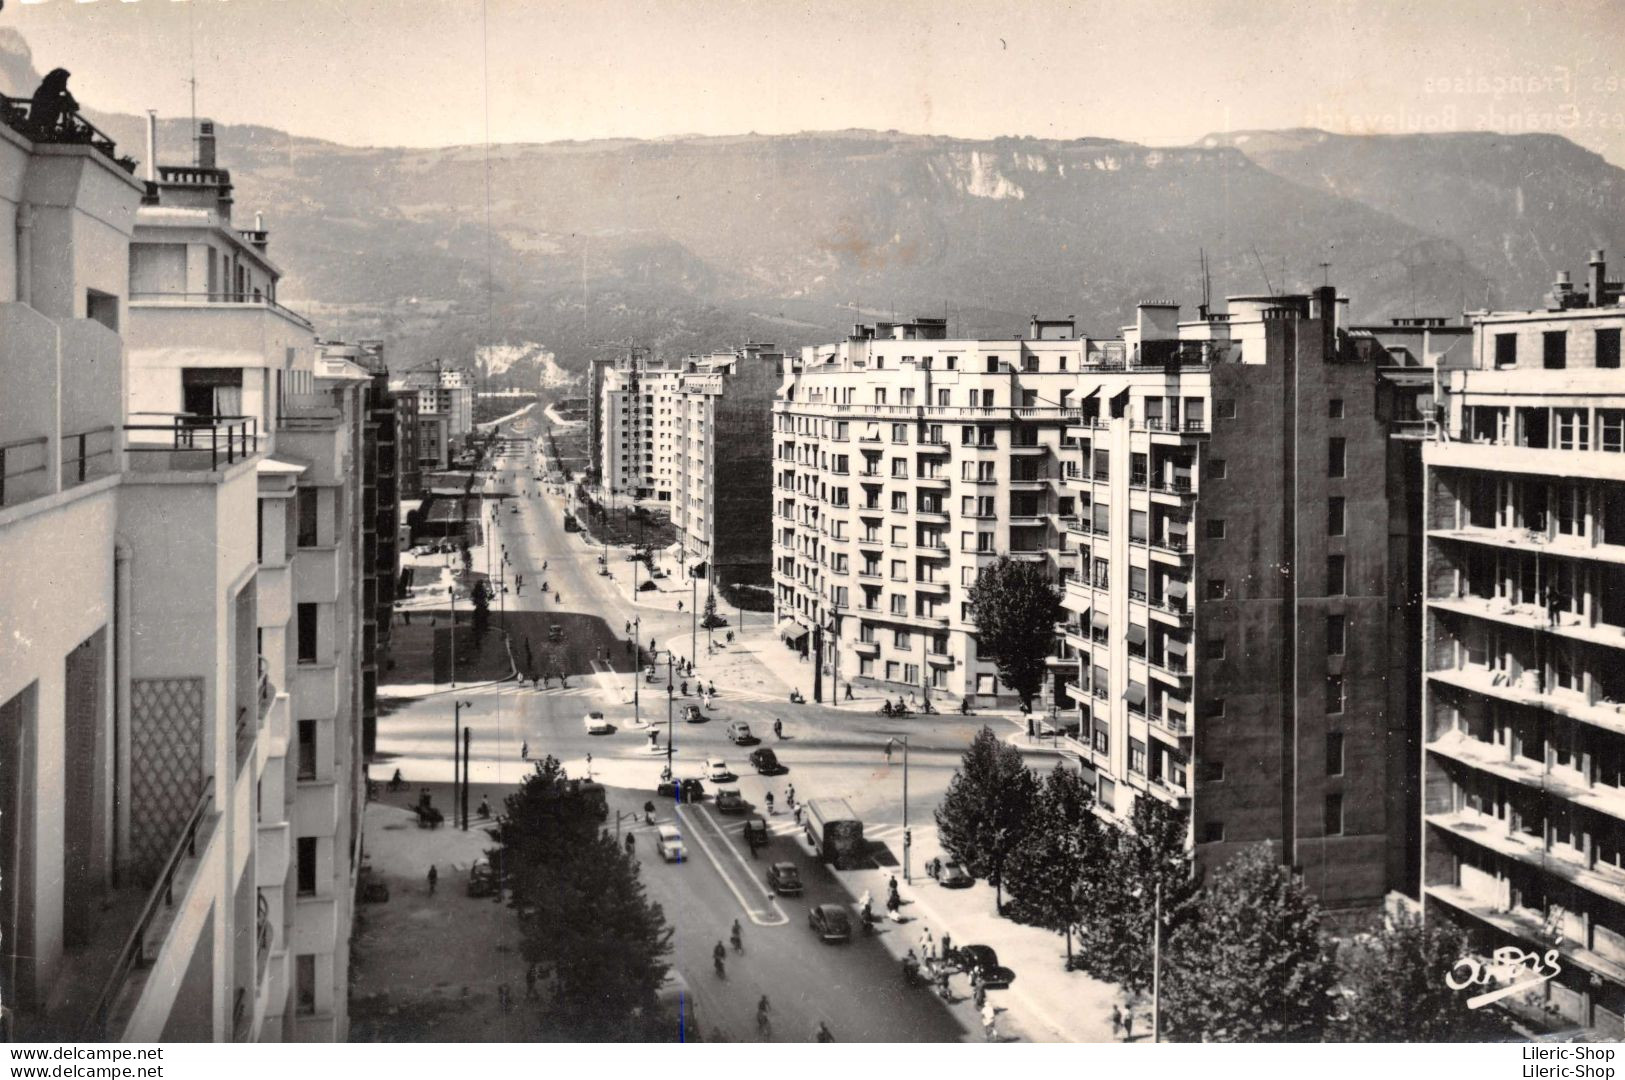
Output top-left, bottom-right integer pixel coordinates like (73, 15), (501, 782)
(674, 803), (787, 928)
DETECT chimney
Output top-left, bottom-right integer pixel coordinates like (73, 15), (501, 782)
(1589, 249), (1606, 308)
(255, 211), (264, 231)
(197, 120), (216, 169)
(144, 110), (158, 183)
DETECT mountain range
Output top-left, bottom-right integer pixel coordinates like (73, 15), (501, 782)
(5, 28), (1623, 381)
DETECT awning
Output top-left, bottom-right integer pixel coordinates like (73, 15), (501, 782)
(1124, 681), (1147, 706)
(1077, 384), (1102, 401)
(777, 619), (808, 642)
(1126, 624), (1147, 646)
(664, 542), (685, 557)
(1091, 610), (1110, 630)
(1166, 579), (1188, 599)
(1166, 638), (1188, 656)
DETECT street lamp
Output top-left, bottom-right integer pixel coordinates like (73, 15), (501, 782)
(885, 735), (911, 883)
(1132, 879), (1164, 1043)
(453, 700), (472, 830)
(632, 615), (641, 727)
(665, 651), (676, 778)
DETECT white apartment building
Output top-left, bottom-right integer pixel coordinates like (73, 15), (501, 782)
(600, 358), (681, 502)
(0, 107), (366, 1042)
(1420, 251), (1625, 1036)
(398, 365), (472, 443)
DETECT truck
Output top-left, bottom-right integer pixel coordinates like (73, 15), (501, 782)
(803, 798), (865, 869)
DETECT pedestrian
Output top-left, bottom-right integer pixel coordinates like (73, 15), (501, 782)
(920, 926), (934, 961)
(478, 796), (490, 819)
(973, 975), (986, 1010)
(521, 741), (529, 761)
(525, 963), (539, 1000)
(427, 864), (438, 894)
(884, 739), (894, 765)
(765, 791), (775, 814)
(888, 874), (899, 904)
(677, 600), (683, 612)
(403, 609), (412, 626)
(793, 804), (803, 826)
(498, 983), (511, 1013)
(786, 784), (795, 807)
(941, 930), (952, 960)
(1123, 1009), (1135, 1042)
(845, 682), (854, 701)
(1110, 1004), (1123, 1040)
(982, 1003), (997, 1042)
(625, 832), (636, 855)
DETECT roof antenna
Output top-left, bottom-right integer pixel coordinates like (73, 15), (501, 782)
(1318, 261), (1332, 287)
(1198, 248), (1212, 319)
(1250, 246), (1276, 296)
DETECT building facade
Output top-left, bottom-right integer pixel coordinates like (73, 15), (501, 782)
(599, 355), (682, 502)
(398, 364), (471, 444)
(1419, 251), (1625, 1035)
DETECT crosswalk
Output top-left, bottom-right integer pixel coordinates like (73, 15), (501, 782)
(711, 813), (911, 845)
(466, 679), (788, 706)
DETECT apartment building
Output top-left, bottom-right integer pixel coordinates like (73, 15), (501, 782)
(0, 102), (366, 1041)
(1419, 251), (1625, 1036)
(599, 356), (682, 502)
(671, 345), (779, 599)
(399, 363), (472, 442)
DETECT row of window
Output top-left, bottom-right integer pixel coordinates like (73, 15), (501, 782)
(1494, 327), (1621, 370)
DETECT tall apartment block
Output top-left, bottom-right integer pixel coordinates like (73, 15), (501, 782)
(1420, 251), (1625, 1036)
(670, 345), (779, 599)
(599, 355), (682, 502)
(0, 101), (367, 1041)
(774, 297), (1415, 909)
(399, 363), (472, 444)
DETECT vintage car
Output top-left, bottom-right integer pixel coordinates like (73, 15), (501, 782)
(765, 861), (803, 896)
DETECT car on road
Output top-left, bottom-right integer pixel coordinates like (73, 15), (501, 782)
(584, 711), (613, 735)
(726, 721), (755, 745)
(657, 776), (706, 802)
(927, 857), (973, 888)
(748, 747), (783, 775)
(509, 504), (519, 514)
(548, 624), (563, 642)
(954, 945), (1015, 989)
(682, 704), (705, 723)
(656, 824), (686, 863)
(466, 857), (504, 897)
(765, 861), (802, 896)
(715, 787), (747, 814)
(807, 903), (851, 943)
(705, 757), (733, 781)
(743, 817), (769, 852)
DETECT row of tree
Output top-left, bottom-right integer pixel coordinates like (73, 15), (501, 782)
(490, 756), (673, 1040)
(936, 728), (1508, 1041)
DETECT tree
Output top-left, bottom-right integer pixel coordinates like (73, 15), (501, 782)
(1002, 763), (1108, 964)
(1334, 906), (1510, 1042)
(471, 579), (491, 639)
(965, 557), (1063, 710)
(933, 726), (1039, 913)
(1076, 796), (1197, 996)
(1161, 844), (1337, 1042)
(701, 590), (724, 629)
(460, 537), (473, 575)
(497, 757), (673, 1038)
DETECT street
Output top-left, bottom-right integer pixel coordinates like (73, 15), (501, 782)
(372, 424), (1017, 1041)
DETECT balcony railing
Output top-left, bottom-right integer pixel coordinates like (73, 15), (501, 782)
(0, 92), (138, 172)
(125, 414), (259, 471)
(0, 434), (48, 507)
(130, 291), (313, 330)
(83, 782), (215, 1039)
(1150, 477), (1195, 495)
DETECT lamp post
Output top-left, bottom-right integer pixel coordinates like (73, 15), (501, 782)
(632, 615), (641, 727)
(453, 699), (472, 829)
(690, 566), (698, 664)
(665, 651), (675, 777)
(1152, 878), (1163, 1043)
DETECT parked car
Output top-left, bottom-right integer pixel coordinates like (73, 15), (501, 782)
(657, 776), (706, 802)
(927, 856), (973, 888)
(726, 721), (755, 745)
(656, 824), (686, 863)
(715, 787), (747, 814)
(705, 757), (732, 782)
(748, 747), (783, 775)
(467, 857), (504, 897)
(548, 624), (563, 642)
(808, 903), (851, 943)
(584, 711), (613, 735)
(683, 704), (705, 723)
(765, 861), (803, 896)
(638, 580), (657, 592)
(955, 945), (1015, 989)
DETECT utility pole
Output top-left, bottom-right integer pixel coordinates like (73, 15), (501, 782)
(690, 568), (697, 664)
(462, 727), (471, 831)
(632, 615), (641, 728)
(1152, 879), (1163, 1043)
(902, 734), (911, 884)
(665, 652), (675, 777)
(453, 699), (472, 828)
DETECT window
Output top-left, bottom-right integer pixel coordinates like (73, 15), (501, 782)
(1129, 738), (1147, 775)
(1328, 437), (1346, 478)
(1197, 759), (1225, 783)
(1602, 410), (1625, 453)
(1200, 821), (1225, 843)
(1495, 333), (1518, 368)
(296, 488), (320, 547)
(891, 594), (907, 615)
(1543, 330), (1567, 369)
(1324, 793), (1344, 836)
(1206, 697), (1226, 719)
(892, 458), (908, 478)
(297, 720), (317, 780)
(1209, 458), (1227, 480)
(891, 492), (907, 512)
(1097, 776), (1115, 812)
(1328, 497), (1346, 537)
(86, 288), (120, 332)
(296, 954), (316, 1016)
(1093, 449), (1110, 480)
(1205, 578), (1226, 601)
(1205, 519), (1226, 540)
(1555, 409), (1590, 451)
(1328, 398), (1345, 419)
(892, 423), (909, 443)
(1216, 398), (1237, 420)
(1130, 509), (1148, 543)
(1598, 328), (1622, 369)
(1326, 732), (1344, 776)
(1326, 614), (1346, 656)
(1205, 638), (1226, 660)
(893, 630), (911, 649)
(297, 603), (318, 663)
(1327, 555), (1346, 596)
(297, 836), (317, 895)
(1326, 673), (1344, 715)
(977, 532), (995, 552)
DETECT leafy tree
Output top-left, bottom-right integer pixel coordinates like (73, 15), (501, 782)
(1161, 843), (1337, 1042)
(497, 757), (673, 1038)
(1076, 796), (1197, 996)
(933, 726), (1039, 913)
(471, 579), (491, 639)
(459, 537), (473, 574)
(1334, 906), (1510, 1042)
(966, 557), (1063, 710)
(1003, 763), (1108, 963)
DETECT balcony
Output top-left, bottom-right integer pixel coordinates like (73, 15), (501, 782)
(1428, 524), (1625, 568)
(1149, 477), (1196, 498)
(1423, 437), (1625, 484)
(1148, 710), (1190, 738)
(1426, 729), (1624, 821)
(1425, 884), (1625, 989)
(130, 290), (313, 333)
(1426, 809), (1625, 903)
(125, 414), (260, 472)
(914, 579), (950, 594)
(1429, 595), (1625, 654)
(917, 439), (950, 454)
(853, 639), (880, 656)
(0, 92), (138, 172)
(1429, 665), (1625, 738)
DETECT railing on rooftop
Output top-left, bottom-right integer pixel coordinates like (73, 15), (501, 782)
(156, 164), (231, 186)
(61, 425), (117, 489)
(130, 291), (313, 329)
(82, 781), (215, 1039)
(0, 92), (138, 173)
(125, 413), (259, 471)
(0, 434), (49, 508)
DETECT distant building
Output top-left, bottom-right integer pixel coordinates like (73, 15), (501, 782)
(671, 344), (780, 602)
(1419, 250), (1625, 1036)
(398, 363), (472, 443)
(598, 355), (682, 501)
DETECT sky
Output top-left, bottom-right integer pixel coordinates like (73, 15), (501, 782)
(8, 0), (1625, 163)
